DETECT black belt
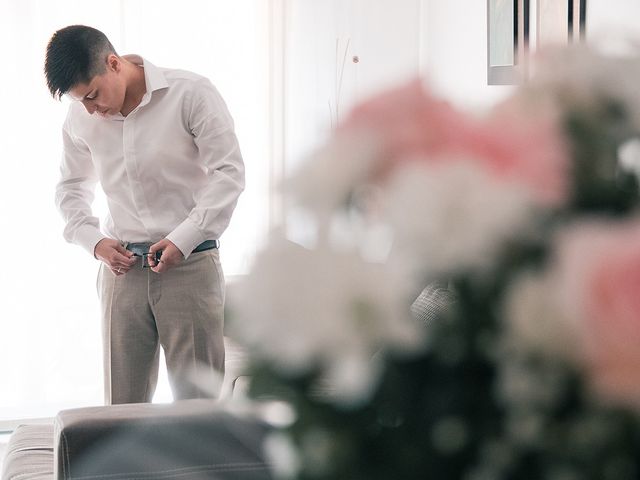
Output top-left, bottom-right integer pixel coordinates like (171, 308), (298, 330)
(192, 239), (220, 252)
(126, 239), (219, 257)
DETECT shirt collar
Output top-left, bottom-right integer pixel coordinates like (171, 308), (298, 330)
(96, 55), (168, 121)
(122, 54), (169, 102)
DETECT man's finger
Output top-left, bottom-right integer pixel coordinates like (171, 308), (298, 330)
(113, 251), (136, 266)
(148, 239), (167, 254)
(148, 241), (166, 267)
(151, 255), (168, 273)
(147, 251), (162, 267)
(114, 243), (132, 256)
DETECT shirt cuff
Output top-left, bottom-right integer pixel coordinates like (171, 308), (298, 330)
(166, 218), (206, 260)
(74, 225), (107, 258)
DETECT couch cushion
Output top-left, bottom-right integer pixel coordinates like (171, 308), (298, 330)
(55, 400), (273, 479)
(1, 424), (54, 480)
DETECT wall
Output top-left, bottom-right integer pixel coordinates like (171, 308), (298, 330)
(423, 0), (640, 108)
(282, 0), (515, 172)
(284, 0), (424, 167)
(281, 0), (640, 172)
(587, 0), (640, 47)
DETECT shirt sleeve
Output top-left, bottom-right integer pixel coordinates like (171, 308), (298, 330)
(55, 112), (105, 257)
(166, 79), (245, 258)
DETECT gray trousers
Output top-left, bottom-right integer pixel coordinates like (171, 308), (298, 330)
(97, 249), (225, 404)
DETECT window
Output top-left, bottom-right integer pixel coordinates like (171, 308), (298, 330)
(0, 0), (270, 422)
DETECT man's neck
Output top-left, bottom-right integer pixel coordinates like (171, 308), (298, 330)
(120, 61), (146, 117)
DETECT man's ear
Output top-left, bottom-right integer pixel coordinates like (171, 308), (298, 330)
(106, 53), (121, 72)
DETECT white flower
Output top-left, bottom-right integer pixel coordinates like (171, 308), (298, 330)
(502, 269), (580, 363)
(284, 130), (383, 217)
(530, 45), (640, 134)
(383, 160), (537, 278)
(230, 235), (424, 404)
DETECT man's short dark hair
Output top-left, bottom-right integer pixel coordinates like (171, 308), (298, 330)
(45, 25), (117, 100)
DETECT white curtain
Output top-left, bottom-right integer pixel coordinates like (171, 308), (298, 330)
(0, 0), (269, 421)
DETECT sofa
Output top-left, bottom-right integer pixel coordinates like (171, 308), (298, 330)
(1, 338), (274, 480)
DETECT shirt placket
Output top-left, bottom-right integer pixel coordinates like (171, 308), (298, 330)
(122, 112), (155, 239)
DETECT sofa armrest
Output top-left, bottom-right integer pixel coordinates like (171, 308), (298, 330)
(54, 399), (272, 480)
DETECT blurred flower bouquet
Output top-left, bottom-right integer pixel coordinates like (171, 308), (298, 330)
(231, 45), (640, 480)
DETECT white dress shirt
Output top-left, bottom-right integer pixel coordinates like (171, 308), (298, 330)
(55, 55), (245, 259)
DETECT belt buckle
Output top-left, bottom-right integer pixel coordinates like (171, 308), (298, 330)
(127, 243), (162, 268)
(134, 250), (162, 268)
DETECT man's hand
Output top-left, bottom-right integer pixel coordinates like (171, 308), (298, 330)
(148, 239), (184, 273)
(94, 238), (136, 276)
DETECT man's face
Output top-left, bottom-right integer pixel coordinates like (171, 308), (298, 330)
(69, 55), (126, 117)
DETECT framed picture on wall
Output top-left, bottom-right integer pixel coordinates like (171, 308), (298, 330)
(537, 0), (587, 49)
(487, 0), (587, 85)
(487, 0), (530, 85)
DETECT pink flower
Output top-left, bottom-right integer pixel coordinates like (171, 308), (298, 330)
(468, 103), (569, 205)
(339, 79), (569, 206)
(340, 79), (475, 172)
(556, 220), (640, 408)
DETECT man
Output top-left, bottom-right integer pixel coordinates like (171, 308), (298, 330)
(45, 25), (244, 404)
